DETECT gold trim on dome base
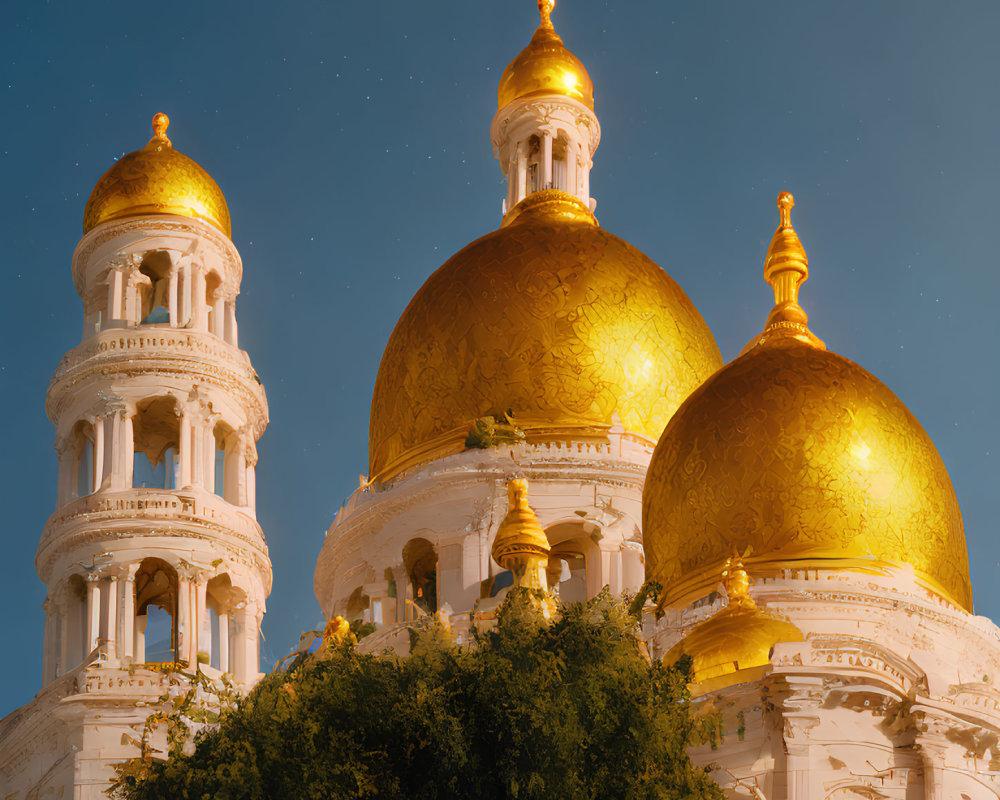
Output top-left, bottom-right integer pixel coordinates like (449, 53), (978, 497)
(501, 189), (597, 227)
(370, 419), (622, 488)
(660, 555), (971, 615)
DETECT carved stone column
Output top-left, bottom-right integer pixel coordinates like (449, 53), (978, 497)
(41, 598), (54, 683)
(780, 676), (824, 800)
(105, 575), (119, 660)
(119, 564), (138, 664)
(86, 573), (102, 655)
(224, 295), (238, 346)
(913, 711), (958, 800)
(195, 573), (210, 668)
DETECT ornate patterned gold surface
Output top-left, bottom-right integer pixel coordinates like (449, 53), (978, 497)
(369, 191), (722, 481)
(497, 0), (594, 110)
(643, 194), (972, 611)
(83, 113), (231, 237)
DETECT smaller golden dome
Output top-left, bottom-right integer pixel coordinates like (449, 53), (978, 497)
(83, 113), (231, 237)
(497, 0), (594, 111)
(665, 559), (803, 693)
(643, 193), (973, 611)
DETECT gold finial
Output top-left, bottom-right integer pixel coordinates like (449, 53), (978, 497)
(538, 0), (555, 27)
(776, 190), (794, 228)
(149, 112), (172, 149)
(493, 478), (551, 591)
(743, 191), (825, 352)
(721, 555), (753, 608)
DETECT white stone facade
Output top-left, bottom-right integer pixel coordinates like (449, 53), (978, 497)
(0, 214), (271, 799)
(647, 570), (1000, 799)
(316, 432), (652, 654)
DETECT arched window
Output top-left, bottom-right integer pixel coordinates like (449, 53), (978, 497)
(545, 522), (600, 604)
(72, 420), (96, 499)
(552, 133), (569, 192)
(132, 397), (179, 489)
(138, 252), (172, 325)
(403, 538), (438, 616)
(206, 574), (240, 673)
(346, 586), (370, 622)
(206, 271), (224, 338)
(134, 558), (178, 664)
(527, 134), (542, 194)
(213, 422), (236, 501)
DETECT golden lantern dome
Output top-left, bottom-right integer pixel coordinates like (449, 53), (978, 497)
(497, 0), (594, 111)
(369, 190), (723, 482)
(643, 193), (973, 611)
(665, 558), (803, 693)
(82, 113), (232, 237)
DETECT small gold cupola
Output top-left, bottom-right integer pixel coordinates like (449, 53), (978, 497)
(665, 558), (803, 694)
(83, 113), (232, 237)
(492, 478), (551, 592)
(497, 0), (594, 111)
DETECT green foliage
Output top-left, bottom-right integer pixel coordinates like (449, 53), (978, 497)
(110, 590), (723, 800)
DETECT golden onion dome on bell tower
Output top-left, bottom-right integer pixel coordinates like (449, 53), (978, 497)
(643, 193), (973, 611)
(497, 0), (594, 110)
(82, 113), (232, 237)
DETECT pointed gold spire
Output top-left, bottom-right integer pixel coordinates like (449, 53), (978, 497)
(538, 0), (555, 28)
(743, 191), (825, 353)
(492, 479), (551, 592)
(149, 112), (172, 149)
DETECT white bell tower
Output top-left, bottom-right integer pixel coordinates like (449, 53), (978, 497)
(0, 113), (271, 799)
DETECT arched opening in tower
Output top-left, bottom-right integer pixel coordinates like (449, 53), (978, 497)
(134, 558), (179, 664)
(132, 396), (180, 490)
(403, 538), (438, 617)
(346, 586), (371, 623)
(206, 574), (241, 674)
(205, 270), (225, 339)
(552, 132), (569, 192)
(137, 251), (172, 325)
(71, 419), (96, 499)
(527, 134), (542, 194)
(212, 421), (239, 502)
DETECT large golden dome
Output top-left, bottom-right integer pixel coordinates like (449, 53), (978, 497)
(369, 191), (723, 482)
(643, 194), (972, 611)
(83, 113), (231, 237)
(497, 0), (594, 111)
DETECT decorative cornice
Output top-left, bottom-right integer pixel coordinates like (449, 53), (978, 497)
(47, 328), (268, 437)
(72, 216), (242, 299)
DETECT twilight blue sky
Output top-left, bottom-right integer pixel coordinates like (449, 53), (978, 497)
(2, 1), (999, 716)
